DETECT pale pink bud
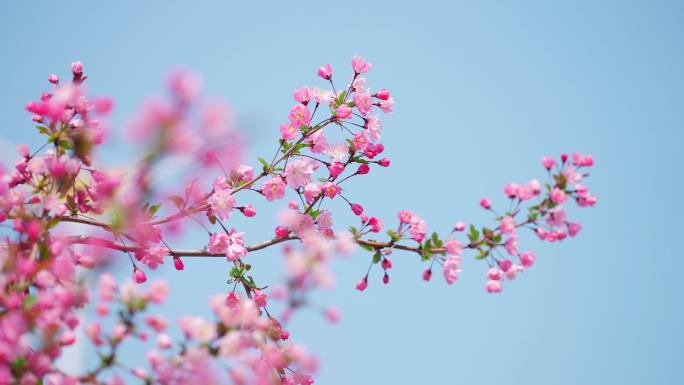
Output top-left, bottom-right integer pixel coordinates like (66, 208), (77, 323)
(519, 251), (536, 267)
(486, 280), (503, 293)
(541, 156), (556, 170)
(324, 307), (341, 323)
(48, 74), (59, 84)
(71, 61), (83, 74)
(453, 222), (466, 232)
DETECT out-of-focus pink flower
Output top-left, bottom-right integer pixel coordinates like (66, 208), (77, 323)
(351, 56), (372, 74)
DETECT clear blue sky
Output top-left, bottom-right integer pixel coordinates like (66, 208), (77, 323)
(1, 1), (682, 384)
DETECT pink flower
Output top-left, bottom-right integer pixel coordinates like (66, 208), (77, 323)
(225, 292), (240, 308)
(487, 268), (502, 281)
(499, 216), (516, 235)
(351, 55), (372, 74)
(336, 104), (352, 119)
(567, 222), (582, 237)
(486, 280), (503, 293)
(253, 289), (267, 307)
(365, 114), (383, 141)
(519, 251), (535, 267)
(293, 86), (312, 105)
(317, 64), (332, 80)
(317, 210), (334, 229)
(326, 143), (349, 163)
(304, 182), (321, 203)
(71, 61), (83, 74)
(328, 161), (345, 178)
(379, 97), (394, 113)
(285, 159), (315, 189)
(288, 104), (311, 127)
(573, 152), (594, 167)
(550, 188), (567, 204)
(442, 256), (462, 285)
(541, 156), (556, 170)
(322, 182), (339, 198)
(353, 92), (373, 115)
(355, 277), (368, 291)
(280, 123), (299, 140)
(409, 215), (427, 242)
(208, 230), (247, 261)
(504, 183), (519, 198)
(208, 183), (235, 221)
(398, 210), (412, 225)
(138, 247), (167, 270)
(324, 307), (341, 323)
(261, 177), (286, 201)
(479, 197), (491, 209)
(445, 240), (463, 256)
(167, 69), (202, 103)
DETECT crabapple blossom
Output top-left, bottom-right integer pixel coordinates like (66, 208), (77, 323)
(0, 58), (597, 385)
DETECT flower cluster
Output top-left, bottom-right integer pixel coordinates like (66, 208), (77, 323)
(0, 57), (596, 384)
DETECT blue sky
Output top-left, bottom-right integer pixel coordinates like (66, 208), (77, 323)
(1, 1), (682, 384)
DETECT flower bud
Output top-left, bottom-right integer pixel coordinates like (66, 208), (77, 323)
(375, 89), (391, 100)
(357, 163), (370, 175)
(133, 268), (147, 284)
(317, 64), (332, 80)
(173, 256), (184, 270)
(351, 203), (364, 216)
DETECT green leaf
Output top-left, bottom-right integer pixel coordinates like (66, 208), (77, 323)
(468, 224), (480, 242)
(36, 125), (50, 135)
(349, 226), (358, 236)
(475, 249), (490, 260)
(22, 294), (37, 310)
(387, 230), (400, 242)
(359, 243), (374, 252)
(149, 203), (161, 216)
(257, 157), (270, 172)
(59, 139), (73, 149)
(372, 252), (382, 264)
